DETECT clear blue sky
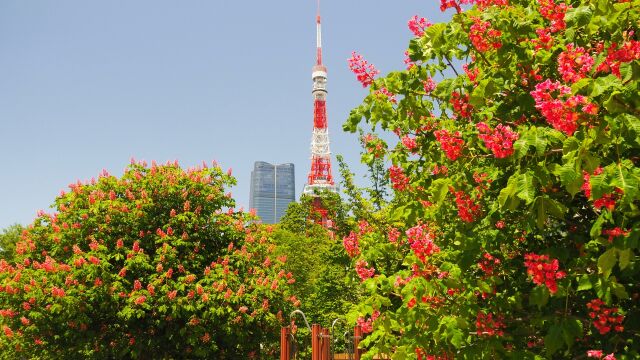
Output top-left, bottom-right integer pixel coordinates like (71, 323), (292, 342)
(0, 1), (449, 229)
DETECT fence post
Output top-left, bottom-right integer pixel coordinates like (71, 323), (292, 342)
(353, 325), (362, 360)
(312, 324), (321, 360)
(321, 327), (330, 360)
(280, 326), (290, 360)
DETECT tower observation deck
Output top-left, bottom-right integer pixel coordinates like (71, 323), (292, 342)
(303, 4), (337, 197)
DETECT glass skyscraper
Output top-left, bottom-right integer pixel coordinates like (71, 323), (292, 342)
(249, 162), (295, 224)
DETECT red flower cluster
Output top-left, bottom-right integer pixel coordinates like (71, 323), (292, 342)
(474, 0), (509, 9)
(450, 188), (482, 222)
(530, 79), (597, 135)
(405, 224), (440, 263)
(536, 0), (569, 32)
(476, 122), (520, 158)
(423, 77), (437, 93)
(463, 63), (479, 83)
(597, 40), (640, 78)
(434, 129), (465, 161)
(408, 15), (432, 37)
(363, 133), (386, 158)
(602, 227), (630, 242)
(587, 299), (624, 335)
(524, 253), (566, 293)
(478, 252), (501, 276)
(587, 350), (617, 360)
(343, 231), (361, 258)
(134, 296), (146, 305)
(387, 227), (401, 243)
(389, 165), (411, 191)
(450, 92), (473, 119)
(557, 44), (594, 83)
(404, 50), (416, 70)
(355, 259), (375, 281)
(532, 28), (554, 51)
(469, 18), (502, 52)
(357, 310), (380, 334)
(476, 312), (505, 336)
(439, 0), (465, 13)
(593, 188), (623, 211)
(348, 52), (380, 88)
(581, 166), (604, 198)
(51, 286), (66, 298)
(401, 135), (418, 152)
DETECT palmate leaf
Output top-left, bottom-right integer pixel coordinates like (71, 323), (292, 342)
(533, 196), (568, 229)
(597, 248), (617, 277)
(544, 324), (564, 355)
(551, 160), (582, 197)
(430, 178), (451, 206)
(611, 161), (640, 202)
(517, 171), (537, 204)
(514, 126), (550, 158)
(498, 173), (521, 210)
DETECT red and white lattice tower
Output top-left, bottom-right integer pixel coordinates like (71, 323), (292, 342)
(303, 2), (337, 226)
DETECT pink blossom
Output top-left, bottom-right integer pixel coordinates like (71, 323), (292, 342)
(355, 259), (375, 281)
(587, 350), (603, 358)
(348, 52), (380, 87)
(343, 232), (360, 257)
(423, 78), (437, 93)
(408, 15), (432, 37)
(476, 122), (519, 158)
(401, 135), (418, 152)
(405, 224), (440, 262)
(558, 44), (594, 83)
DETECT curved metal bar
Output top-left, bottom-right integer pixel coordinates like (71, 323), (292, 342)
(331, 318), (346, 333)
(289, 309), (312, 332)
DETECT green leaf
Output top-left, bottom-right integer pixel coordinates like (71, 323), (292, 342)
(529, 286), (549, 309)
(517, 172), (536, 204)
(544, 324), (564, 355)
(561, 318), (583, 349)
(553, 161), (582, 196)
(618, 248), (632, 270)
(535, 197), (547, 229)
(344, 107), (364, 133)
(597, 248), (617, 277)
(603, 91), (626, 114)
(590, 215), (605, 238)
(565, 5), (592, 27)
(577, 275), (592, 291)
(469, 78), (495, 107)
(591, 75), (620, 98)
(498, 173), (519, 209)
(430, 178), (451, 206)
(611, 281), (629, 300)
(611, 163), (639, 201)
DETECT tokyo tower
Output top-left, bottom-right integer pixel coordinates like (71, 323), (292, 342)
(303, 1), (337, 226)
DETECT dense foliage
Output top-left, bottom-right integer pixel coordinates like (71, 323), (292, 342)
(344, 0), (639, 358)
(272, 193), (360, 355)
(0, 161), (295, 358)
(0, 225), (23, 262)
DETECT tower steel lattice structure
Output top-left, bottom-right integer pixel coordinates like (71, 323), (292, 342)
(303, 2), (337, 227)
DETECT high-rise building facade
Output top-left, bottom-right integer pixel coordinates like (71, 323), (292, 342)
(249, 162), (295, 224)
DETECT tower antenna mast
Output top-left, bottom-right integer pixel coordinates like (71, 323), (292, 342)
(303, 0), (337, 227)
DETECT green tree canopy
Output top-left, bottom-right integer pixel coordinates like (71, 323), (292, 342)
(0, 224), (23, 261)
(343, 0), (640, 358)
(0, 161), (295, 358)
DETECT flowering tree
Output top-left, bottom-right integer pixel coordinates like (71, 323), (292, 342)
(0, 161), (295, 358)
(345, 0), (639, 358)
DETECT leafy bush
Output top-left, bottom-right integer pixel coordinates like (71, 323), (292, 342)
(344, 0), (639, 358)
(0, 161), (295, 358)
